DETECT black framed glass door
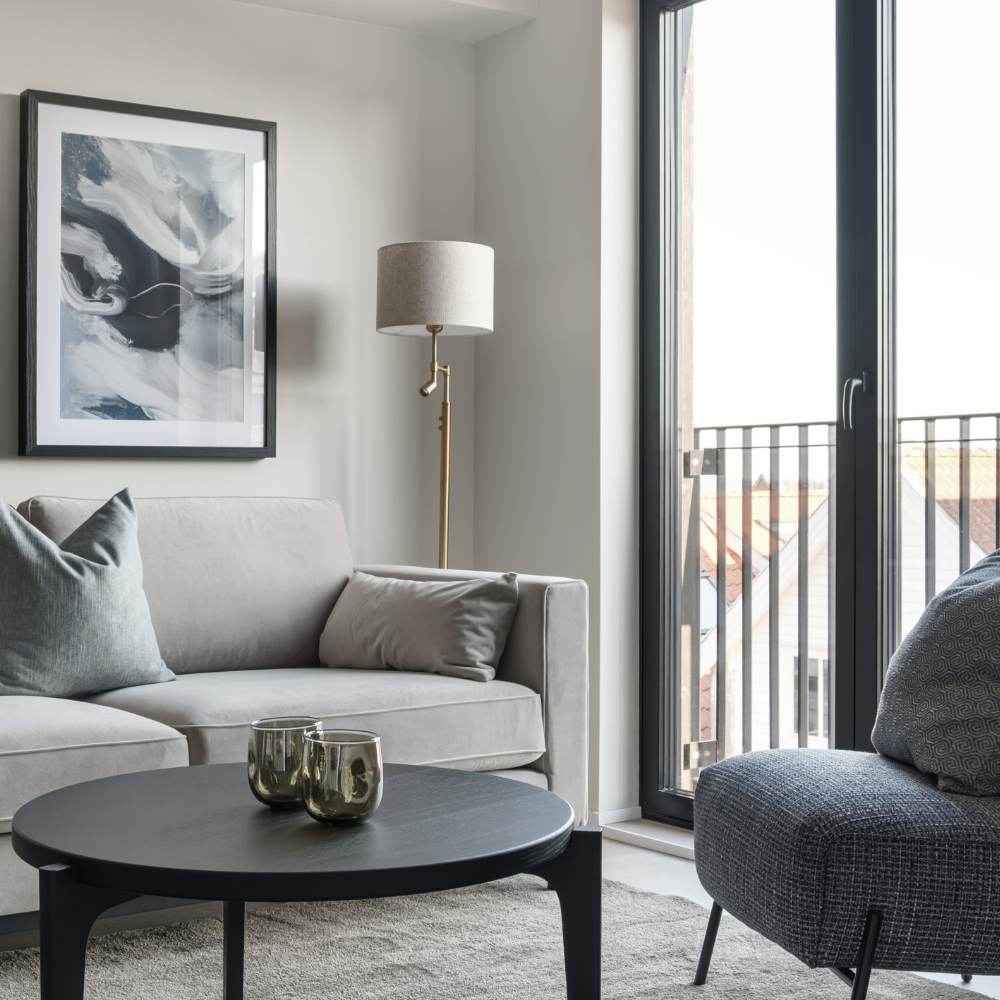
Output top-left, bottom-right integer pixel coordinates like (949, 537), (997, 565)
(640, 0), (893, 825)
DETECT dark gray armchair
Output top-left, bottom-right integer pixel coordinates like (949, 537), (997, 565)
(692, 552), (1000, 999)
(692, 749), (996, 998)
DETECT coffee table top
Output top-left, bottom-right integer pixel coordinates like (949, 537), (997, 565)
(12, 763), (573, 901)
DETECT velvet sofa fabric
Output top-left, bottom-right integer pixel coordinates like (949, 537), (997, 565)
(319, 571), (519, 682)
(0, 490), (173, 697)
(872, 548), (1000, 795)
(358, 565), (590, 823)
(2, 494), (589, 926)
(15, 495), (588, 821)
(16, 495), (354, 676)
(89, 667), (545, 771)
(0, 696), (188, 914)
(0, 696), (188, 834)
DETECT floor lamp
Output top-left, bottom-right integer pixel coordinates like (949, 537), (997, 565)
(376, 241), (494, 569)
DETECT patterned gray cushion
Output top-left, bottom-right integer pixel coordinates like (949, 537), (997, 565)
(694, 749), (1000, 973)
(872, 549), (1000, 795)
(0, 489), (174, 697)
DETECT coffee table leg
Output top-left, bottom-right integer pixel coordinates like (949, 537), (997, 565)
(39, 864), (138, 1000)
(532, 827), (602, 1000)
(223, 901), (246, 1000)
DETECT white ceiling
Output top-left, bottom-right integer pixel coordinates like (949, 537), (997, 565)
(229, 0), (537, 41)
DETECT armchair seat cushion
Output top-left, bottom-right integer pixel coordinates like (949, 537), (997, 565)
(0, 696), (188, 835)
(88, 667), (545, 771)
(695, 749), (1000, 975)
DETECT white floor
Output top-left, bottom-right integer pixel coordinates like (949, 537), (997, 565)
(603, 838), (1000, 998)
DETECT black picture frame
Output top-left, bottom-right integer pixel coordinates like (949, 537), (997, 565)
(19, 90), (277, 458)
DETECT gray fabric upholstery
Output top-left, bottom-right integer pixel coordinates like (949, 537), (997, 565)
(695, 748), (1000, 974)
(88, 667), (545, 772)
(0, 697), (187, 916)
(320, 571), (518, 682)
(873, 548), (1000, 795)
(16, 496), (354, 676)
(484, 768), (549, 789)
(358, 565), (589, 822)
(0, 696), (188, 835)
(1, 491), (173, 697)
(0, 834), (35, 918)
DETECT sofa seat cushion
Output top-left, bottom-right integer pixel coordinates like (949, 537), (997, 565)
(695, 748), (1000, 975)
(0, 696), (188, 835)
(88, 668), (546, 771)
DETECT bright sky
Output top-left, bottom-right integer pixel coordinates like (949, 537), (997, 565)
(690, 0), (1000, 429)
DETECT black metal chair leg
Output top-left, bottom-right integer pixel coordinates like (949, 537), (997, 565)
(849, 910), (883, 1000)
(693, 902), (723, 986)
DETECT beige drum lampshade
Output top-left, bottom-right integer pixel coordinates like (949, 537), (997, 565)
(376, 241), (494, 336)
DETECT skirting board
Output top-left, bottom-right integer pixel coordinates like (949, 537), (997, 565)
(588, 807), (642, 826)
(599, 819), (695, 860)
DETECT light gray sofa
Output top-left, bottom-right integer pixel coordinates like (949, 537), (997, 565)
(0, 495), (589, 921)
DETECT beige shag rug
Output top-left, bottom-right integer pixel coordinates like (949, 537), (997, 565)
(0, 877), (985, 999)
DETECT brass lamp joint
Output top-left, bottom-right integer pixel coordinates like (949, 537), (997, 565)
(419, 329), (441, 396)
(419, 330), (452, 398)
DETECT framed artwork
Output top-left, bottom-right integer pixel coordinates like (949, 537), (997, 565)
(19, 90), (276, 457)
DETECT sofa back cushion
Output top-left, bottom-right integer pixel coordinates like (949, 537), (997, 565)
(17, 496), (353, 675)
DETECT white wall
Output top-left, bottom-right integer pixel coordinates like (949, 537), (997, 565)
(599, 0), (640, 822)
(0, 0), (641, 817)
(474, 0), (639, 820)
(0, 0), (476, 568)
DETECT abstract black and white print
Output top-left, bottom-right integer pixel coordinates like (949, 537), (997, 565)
(59, 134), (246, 421)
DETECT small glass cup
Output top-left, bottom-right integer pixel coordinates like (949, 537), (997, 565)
(247, 717), (320, 808)
(302, 729), (383, 824)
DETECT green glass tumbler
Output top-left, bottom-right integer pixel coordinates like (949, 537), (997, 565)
(248, 717), (320, 808)
(302, 729), (383, 823)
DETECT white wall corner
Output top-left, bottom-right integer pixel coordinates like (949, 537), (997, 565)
(596, 0), (640, 820)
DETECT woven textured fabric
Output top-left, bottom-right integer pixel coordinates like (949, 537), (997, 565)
(0, 490), (174, 697)
(872, 548), (1000, 795)
(694, 749), (1000, 974)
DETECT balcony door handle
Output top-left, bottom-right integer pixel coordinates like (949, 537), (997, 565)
(842, 372), (872, 431)
(842, 378), (862, 430)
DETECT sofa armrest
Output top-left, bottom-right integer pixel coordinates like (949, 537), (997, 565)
(355, 565), (589, 822)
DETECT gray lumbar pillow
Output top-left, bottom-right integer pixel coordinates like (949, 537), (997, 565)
(319, 571), (518, 682)
(0, 488), (174, 698)
(872, 549), (1000, 795)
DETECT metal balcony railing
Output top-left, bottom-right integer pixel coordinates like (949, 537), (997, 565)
(687, 423), (835, 767)
(898, 412), (1000, 640)
(686, 413), (1000, 774)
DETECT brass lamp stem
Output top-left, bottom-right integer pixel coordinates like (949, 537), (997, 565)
(421, 327), (451, 569)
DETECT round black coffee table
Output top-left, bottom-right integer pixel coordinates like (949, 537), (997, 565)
(13, 763), (600, 1000)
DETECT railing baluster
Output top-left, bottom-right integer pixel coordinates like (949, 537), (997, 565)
(995, 416), (1000, 553)
(716, 432), (727, 759)
(827, 422), (836, 743)
(692, 429), (702, 747)
(960, 416), (971, 574)
(925, 419), (936, 606)
(742, 427), (753, 753)
(769, 427), (779, 749)
(797, 426), (809, 747)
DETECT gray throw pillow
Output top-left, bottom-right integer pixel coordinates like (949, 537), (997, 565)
(318, 571), (518, 682)
(0, 488), (174, 698)
(872, 548), (1000, 795)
